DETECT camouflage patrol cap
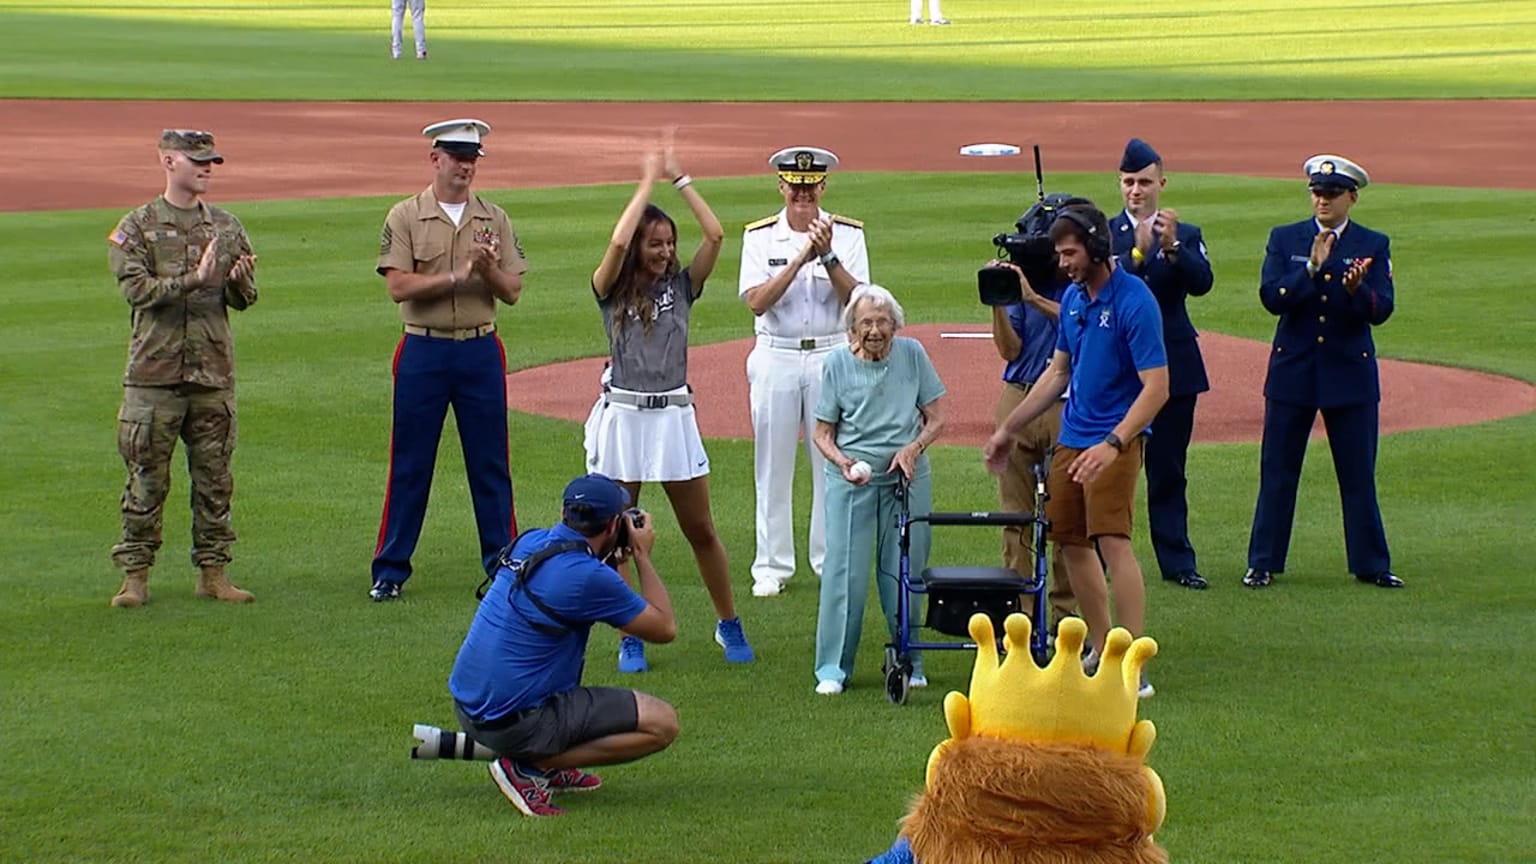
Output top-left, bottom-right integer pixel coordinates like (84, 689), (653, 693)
(159, 129), (224, 164)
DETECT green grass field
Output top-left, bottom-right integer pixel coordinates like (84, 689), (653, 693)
(5, 1), (1536, 860)
(3, 172), (1534, 862)
(4, 0), (1536, 100)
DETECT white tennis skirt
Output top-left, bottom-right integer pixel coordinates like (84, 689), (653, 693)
(583, 383), (710, 483)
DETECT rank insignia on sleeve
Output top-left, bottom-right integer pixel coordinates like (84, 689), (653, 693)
(379, 224), (393, 255)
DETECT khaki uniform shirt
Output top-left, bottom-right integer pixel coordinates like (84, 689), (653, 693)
(108, 197), (257, 390)
(376, 186), (527, 330)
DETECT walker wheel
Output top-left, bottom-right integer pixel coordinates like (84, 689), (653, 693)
(885, 661), (912, 705)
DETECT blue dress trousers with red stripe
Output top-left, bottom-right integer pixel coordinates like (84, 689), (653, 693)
(372, 330), (517, 586)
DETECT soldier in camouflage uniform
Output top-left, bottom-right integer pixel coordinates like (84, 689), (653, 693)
(106, 129), (258, 608)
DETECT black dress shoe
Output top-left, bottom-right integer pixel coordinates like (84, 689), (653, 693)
(1164, 570), (1209, 590)
(1355, 571), (1404, 588)
(1242, 568), (1273, 588)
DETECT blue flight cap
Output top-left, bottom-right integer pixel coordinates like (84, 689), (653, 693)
(1119, 137), (1162, 173)
(1304, 153), (1370, 191)
(562, 473), (630, 521)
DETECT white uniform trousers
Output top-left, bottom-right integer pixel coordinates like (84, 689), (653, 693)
(746, 335), (845, 591)
(391, 0), (427, 57)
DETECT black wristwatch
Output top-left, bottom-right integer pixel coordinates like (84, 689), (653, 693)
(820, 251), (840, 268)
(1104, 432), (1125, 452)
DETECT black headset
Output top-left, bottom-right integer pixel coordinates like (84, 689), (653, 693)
(1054, 207), (1112, 264)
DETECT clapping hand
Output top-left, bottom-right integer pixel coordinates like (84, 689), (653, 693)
(1342, 256), (1373, 294)
(1310, 229), (1337, 271)
(193, 238), (222, 288)
(1153, 208), (1180, 250)
(228, 254), (258, 283)
(662, 126), (683, 181)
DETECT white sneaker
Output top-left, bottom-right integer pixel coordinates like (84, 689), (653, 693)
(815, 679), (844, 695)
(909, 674), (928, 689)
(909, 17), (924, 24)
(751, 581), (781, 597)
(1138, 673), (1155, 699)
(1081, 650), (1100, 676)
(929, 18), (951, 25)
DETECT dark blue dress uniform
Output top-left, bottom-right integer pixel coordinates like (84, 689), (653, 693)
(1245, 154), (1399, 588)
(1111, 214), (1212, 583)
(1110, 137), (1214, 589)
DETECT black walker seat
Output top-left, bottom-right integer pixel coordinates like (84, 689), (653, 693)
(919, 566), (1034, 638)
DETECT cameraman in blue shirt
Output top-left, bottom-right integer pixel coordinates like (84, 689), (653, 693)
(983, 204), (1168, 698)
(448, 473), (679, 817)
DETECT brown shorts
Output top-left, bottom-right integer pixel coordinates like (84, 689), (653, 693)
(1045, 437), (1144, 546)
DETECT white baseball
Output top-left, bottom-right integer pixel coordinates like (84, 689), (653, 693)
(849, 460), (873, 482)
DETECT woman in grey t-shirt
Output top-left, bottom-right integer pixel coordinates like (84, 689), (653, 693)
(585, 137), (754, 673)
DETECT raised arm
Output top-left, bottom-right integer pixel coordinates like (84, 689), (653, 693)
(593, 146), (664, 299)
(667, 143), (724, 295)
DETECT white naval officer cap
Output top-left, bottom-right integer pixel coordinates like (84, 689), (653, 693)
(769, 146), (840, 184)
(1304, 153), (1369, 191)
(423, 118), (491, 157)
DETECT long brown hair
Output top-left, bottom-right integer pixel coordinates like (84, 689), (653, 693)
(611, 204), (679, 335)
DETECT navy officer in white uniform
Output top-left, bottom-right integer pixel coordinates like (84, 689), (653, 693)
(738, 147), (870, 598)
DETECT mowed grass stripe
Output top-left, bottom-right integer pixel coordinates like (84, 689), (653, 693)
(3, 0), (1535, 99)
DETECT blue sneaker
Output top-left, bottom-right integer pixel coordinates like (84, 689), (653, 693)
(617, 635), (648, 673)
(714, 617), (755, 663)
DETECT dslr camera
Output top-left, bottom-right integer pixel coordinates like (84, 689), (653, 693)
(613, 507), (646, 551)
(978, 192), (1086, 307)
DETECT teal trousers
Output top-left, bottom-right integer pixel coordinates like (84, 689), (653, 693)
(815, 467), (931, 685)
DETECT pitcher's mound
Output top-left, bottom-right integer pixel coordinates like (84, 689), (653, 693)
(508, 324), (1536, 445)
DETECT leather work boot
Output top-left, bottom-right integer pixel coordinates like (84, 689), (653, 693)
(196, 566), (255, 603)
(111, 569), (150, 607)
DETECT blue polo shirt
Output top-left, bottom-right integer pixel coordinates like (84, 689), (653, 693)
(1000, 280), (1067, 386)
(1055, 268), (1167, 448)
(449, 523), (648, 721)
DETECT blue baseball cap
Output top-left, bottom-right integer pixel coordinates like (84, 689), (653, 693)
(562, 473), (630, 521)
(1119, 137), (1162, 173)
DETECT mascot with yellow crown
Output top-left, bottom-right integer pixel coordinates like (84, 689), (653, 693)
(867, 613), (1166, 864)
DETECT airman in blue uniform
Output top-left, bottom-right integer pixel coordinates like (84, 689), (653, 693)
(1243, 154), (1400, 589)
(1109, 138), (1214, 591)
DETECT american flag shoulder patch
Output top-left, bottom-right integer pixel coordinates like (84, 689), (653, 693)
(108, 228), (128, 246)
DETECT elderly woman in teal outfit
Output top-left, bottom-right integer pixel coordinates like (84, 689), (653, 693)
(811, 284), (947, 695)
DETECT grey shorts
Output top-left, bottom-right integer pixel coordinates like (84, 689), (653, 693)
(454, 687), (639, 762)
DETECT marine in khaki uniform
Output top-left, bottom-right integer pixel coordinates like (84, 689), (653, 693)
(107, 129), (258, 607)
(369, 118), (527, 602)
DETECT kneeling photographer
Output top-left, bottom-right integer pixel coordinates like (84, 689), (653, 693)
(447, 473), (679, 818)
(979, 194), (1086, 639)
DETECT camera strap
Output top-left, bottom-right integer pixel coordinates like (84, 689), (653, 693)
(477, 539), (593, 637)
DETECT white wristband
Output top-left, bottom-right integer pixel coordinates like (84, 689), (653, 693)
(672, 174), (693, 190)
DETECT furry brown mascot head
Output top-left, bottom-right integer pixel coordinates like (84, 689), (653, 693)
(898, 613), (1166, 864)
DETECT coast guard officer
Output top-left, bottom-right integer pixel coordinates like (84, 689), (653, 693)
(739, 146), (869, 598)
(1110, 138), (1214, 590)
(370, 119), (527, 601)
(1243, 154), (1400, 589)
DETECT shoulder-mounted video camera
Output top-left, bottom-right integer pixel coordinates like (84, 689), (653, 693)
(977, 146), (1085, 306)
